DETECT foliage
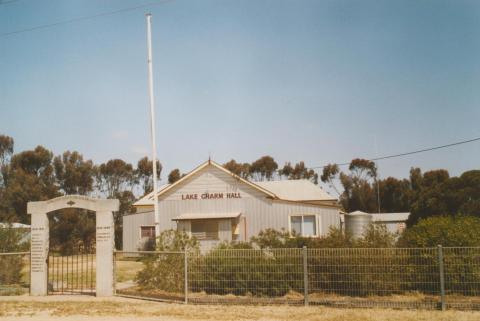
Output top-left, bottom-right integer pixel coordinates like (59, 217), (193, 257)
(378, 177), (411, 213)
(113, 190), (137, 249)
(95, 159), (135, 197)
(250, 228), (314, 249)
(49, 209), (96, 255)
(192, 247), (303, 297)
(0, 134), (167, 250)
(249, 226), (395, 250)
(309, 227), (354, 248)
(0, 226), (29, 286)
(140, 237), (156, 251)
(278, 161), (318, 184)
(223, 157), (320, 185)
(0, 145), (59, 223)
(320, 160), (480, 223)
(154, 229), (200, 252)
(53, 151), (94, 195)
(168, 168), (182, 184)
(136, 230), (199, 293)
(355, 224), (397, 248)
(398, 215), (480, 247)
(250, 156), (278, 181)
(136, 157), (162, 195)
(408, 170), (480, 225)
(187, 227), (398, 297)
(0, 134), (14, 186)
(223, 159), (251, 179)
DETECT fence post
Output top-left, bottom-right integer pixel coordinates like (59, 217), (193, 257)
(113, 250), (116, 296)
(303, 246), (309, 306)
(184, 250), (188, 304)
(438, 245), (446, 311)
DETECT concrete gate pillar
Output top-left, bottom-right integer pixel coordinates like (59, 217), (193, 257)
(29, 211), (49, 296)
(95, 210), (115, 296)
(28, 195), (119, 297)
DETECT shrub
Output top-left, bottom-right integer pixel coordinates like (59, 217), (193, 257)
(0, 225), (29, 287)
(398, 215), (480, 247)
(190, 247), (303, 297)
(250, 228), (314, 249)
(139, 238), (156, 251)
(309, 227), (354, 248)
(398, 215), (480, 296)
(356, 224), (397, 248)
(135, 229), (199, 293)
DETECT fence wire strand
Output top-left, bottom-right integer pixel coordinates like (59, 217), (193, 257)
(3, 247), (478, 310)
(112, 247), (480, 309)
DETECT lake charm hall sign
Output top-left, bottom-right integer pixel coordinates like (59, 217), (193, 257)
(181, 192), (241, 200)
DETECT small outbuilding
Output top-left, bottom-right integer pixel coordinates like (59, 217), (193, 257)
(123, 160), (341, 252)
(340, 211), (410, 238)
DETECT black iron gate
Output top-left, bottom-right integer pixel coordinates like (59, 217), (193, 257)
(47, 247), (95, 295)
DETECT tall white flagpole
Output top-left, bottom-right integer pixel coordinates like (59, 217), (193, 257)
(145, 13), (160, 237)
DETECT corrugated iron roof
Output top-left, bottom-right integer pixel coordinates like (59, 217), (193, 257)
(133, 160), (337, 206)
(256, 179), (336, 202)
(172, 212), (241, 221)
(340, 212), (410, 223)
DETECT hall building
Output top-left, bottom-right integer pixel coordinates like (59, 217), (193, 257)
(123, 160), (341, 252)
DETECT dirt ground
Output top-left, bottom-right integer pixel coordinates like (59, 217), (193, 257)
(1, 296), (480, 321)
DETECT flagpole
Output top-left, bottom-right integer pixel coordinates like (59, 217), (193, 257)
(145, 13), (160, 238)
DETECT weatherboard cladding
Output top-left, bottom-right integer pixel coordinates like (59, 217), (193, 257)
(123, 162), (340, 252)
(158, 165), (267, 201)
(123, 211), (155, 252)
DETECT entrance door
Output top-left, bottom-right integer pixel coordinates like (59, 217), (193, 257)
(47, 246), (95, 295)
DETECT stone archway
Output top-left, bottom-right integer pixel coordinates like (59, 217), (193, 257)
(27, 195), (119, 297)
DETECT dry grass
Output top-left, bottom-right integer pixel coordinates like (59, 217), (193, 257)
(115, 259), (143, 283)
(44, 256), (144, 289)
(0, 296), (479, 321)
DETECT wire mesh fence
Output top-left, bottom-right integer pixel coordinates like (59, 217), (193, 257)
(307, 248), (441, 309)
(0, 252), (30, 296)
(442, 247), (480, 310)
(114, 251), (186, 303)
(188, 248), (305, 304)
(114, 246), (480, 310)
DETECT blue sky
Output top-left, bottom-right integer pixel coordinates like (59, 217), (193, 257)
(1, 0), (479, 183)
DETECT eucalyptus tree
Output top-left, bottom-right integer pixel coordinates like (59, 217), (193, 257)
(136, 156), (162, 196)
(250, 156), (278, 181)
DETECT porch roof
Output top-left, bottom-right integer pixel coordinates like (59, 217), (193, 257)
(172, 212), (241, 221)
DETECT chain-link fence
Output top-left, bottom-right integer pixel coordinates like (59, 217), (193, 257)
(115, 246), (480, 310)
(0, 252), (30, 296)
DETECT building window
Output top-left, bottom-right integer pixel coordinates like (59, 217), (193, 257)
(140, 226), (155, 239)
(191, 220), (219, 240)
(290, 215), (317, 237)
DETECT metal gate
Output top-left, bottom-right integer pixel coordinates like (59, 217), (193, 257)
(47, 247), (95, 295)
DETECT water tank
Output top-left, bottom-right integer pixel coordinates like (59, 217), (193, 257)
(344, 211), (372, 240)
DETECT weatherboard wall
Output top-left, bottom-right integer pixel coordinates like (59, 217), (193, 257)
(122, 164), (340, 252)
(123, 199), (339, 252)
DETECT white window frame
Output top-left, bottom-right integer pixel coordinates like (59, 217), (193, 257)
(139, 225), (156, 239)
(288, 214), (319, 237)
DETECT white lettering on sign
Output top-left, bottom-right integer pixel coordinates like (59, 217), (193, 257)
(181, 192), (241, 200)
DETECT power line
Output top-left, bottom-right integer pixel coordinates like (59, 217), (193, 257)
(0, 0), (22, 5)
(0, 0), (175, 37)
(310, 136), (480, 170)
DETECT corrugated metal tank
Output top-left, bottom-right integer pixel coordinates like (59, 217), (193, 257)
(345, 212), (372, 239)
